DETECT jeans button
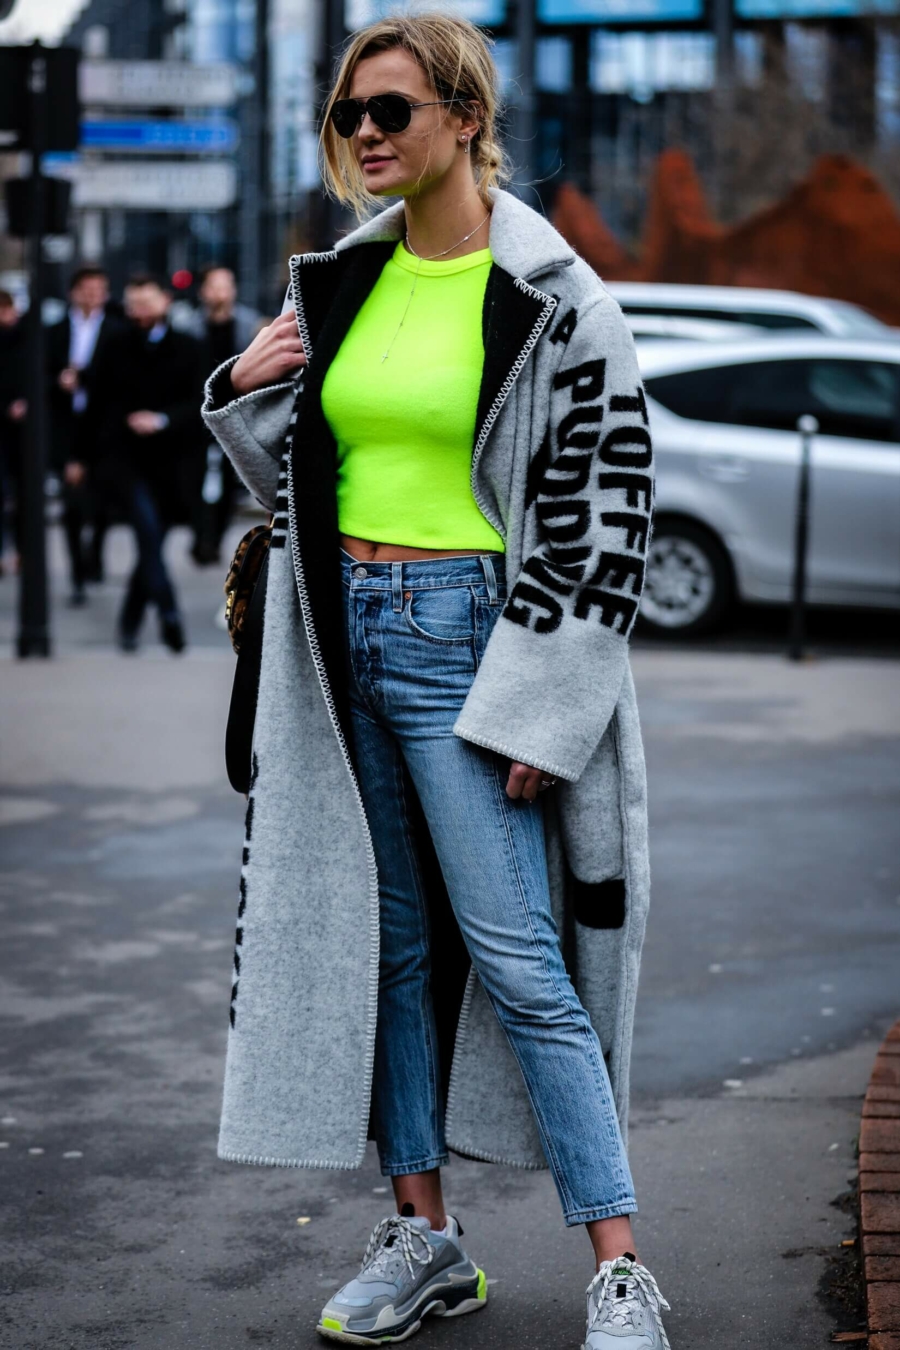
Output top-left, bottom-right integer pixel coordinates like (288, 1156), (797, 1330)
(354, 566), (367, 579)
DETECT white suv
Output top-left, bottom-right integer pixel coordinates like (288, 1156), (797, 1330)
(637, 336), (900, 635)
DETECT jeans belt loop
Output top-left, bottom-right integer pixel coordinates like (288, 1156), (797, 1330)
(392, 561), (403, 612)
(480, 553), (499, 605)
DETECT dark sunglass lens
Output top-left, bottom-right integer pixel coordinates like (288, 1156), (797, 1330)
(368, 94), (411, 133)
(330, 100), (360, 138)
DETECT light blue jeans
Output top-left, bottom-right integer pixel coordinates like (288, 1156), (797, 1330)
(340, 548), (636, 1226)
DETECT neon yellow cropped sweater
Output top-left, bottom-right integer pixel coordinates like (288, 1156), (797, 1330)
(321, 241), (503, 552)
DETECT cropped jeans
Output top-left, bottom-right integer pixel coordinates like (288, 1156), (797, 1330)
(340, 548), (636, 1226)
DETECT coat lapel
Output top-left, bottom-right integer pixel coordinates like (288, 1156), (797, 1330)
(474, 268), (557, 466)
(286, 241), (396, 741)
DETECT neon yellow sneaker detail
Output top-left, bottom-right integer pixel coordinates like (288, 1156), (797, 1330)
(316, 1213), (486, 1344)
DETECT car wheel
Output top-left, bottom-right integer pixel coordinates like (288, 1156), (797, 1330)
(639, 520), (732, 637)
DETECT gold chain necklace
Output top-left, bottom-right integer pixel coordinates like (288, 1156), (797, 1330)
(380, 212), (491, 363)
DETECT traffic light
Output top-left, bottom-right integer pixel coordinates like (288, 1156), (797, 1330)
(0, 45), (79, 152)
(5, 176), (71, 237)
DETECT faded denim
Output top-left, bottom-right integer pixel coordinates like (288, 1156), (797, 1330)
(340, 548), (636, 1226)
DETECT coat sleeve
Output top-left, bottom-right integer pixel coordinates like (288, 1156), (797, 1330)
(454, 292), (654, 782)
(200, 355), (300, 513)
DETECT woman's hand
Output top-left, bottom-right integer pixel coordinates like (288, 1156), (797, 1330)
(506, 762), (557, 802)
(230, 313), (307, 395)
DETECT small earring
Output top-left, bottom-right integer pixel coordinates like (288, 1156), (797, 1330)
(461, 137), (470, 154)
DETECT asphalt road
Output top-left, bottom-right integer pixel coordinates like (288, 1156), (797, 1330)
(1, 527), (898, 1349)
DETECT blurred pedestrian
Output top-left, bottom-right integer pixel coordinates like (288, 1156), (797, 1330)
(201, 14), (670, 1350)
(0, 289), (26, 574)
(179, 264), (260, 565)
(90, 274), (203, 653)
(47, 266), (123, 604)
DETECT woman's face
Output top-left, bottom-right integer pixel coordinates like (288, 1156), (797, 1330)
(346, 47), (473, 199)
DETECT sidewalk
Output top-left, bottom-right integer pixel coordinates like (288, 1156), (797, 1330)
(1, 531), (899, 1346)
(863, 1020), (900, 1348)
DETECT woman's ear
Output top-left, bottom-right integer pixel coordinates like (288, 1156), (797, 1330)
(458, 99), (483, 144)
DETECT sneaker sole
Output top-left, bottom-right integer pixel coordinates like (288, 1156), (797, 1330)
(317, 1269), (487, 1344)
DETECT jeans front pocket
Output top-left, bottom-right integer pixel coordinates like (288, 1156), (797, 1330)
(473, 595), (504, 668)
(404, 585), (476, 644)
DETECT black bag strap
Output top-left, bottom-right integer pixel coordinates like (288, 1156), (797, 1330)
(225, 547), (269, 794)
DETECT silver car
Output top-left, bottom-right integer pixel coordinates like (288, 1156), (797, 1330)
(636, 337), (900, 634)
(608, 282), (895, 340)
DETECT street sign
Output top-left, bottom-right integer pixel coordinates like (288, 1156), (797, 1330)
(346, 0), (506, 28)
(80, 118), (239, 153)
(736, 0), (898, 12)
(68, 160), (238, 210)
(79, 60), (240, 109)
(538, 0), (702, 20)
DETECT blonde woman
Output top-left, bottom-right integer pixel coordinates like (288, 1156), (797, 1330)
(202, 13), (670, 1348)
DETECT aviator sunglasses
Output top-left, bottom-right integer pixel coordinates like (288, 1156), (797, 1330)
(328, 93), (468, 139)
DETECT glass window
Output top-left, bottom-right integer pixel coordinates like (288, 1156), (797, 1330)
(645, 365), (745, 422)
(646, 358), (900, 441)
(806, 360), (898, 440)
(727, 360), (813, 430)
(536, 36), (572, 93)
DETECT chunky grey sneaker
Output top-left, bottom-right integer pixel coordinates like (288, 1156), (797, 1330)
(584, 1253), (671, 1349)
(317, 1212), (487, 1344)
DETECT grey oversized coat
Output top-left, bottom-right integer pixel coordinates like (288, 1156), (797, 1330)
(201, 188), (654, 1171)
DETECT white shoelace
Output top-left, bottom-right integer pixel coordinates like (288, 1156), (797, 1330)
(586, 1256), (672, 1350)
(360, 1216), (436, 1283)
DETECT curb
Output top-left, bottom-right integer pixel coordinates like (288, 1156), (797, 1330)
(861, 1019), (900, 1350)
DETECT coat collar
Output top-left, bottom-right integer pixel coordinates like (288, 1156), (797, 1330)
(328, 187), (575, 283)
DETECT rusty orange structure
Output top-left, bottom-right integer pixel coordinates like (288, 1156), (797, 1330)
(552, 151), (900, 327)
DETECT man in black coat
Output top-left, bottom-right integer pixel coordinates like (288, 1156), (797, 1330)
(47, 266), (124, 602)
(90, 274), (203, 652)
(176, 263), (260, 564)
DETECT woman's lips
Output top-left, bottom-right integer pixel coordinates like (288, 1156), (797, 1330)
(362, 157), (394, 171)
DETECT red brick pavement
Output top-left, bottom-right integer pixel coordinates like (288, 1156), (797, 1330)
(863, 1022), (900, 1344)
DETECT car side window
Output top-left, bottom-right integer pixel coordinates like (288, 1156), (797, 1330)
(728, 360), (812, 431)
(806, 361), (898, 442)
(647, 359), (899, 441)
(645, 365), (744, 422)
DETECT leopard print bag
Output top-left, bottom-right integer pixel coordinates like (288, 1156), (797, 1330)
(224, 520), (272, 656)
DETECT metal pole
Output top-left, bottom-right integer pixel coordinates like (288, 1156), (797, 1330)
(238, 0), (271, 311)
(788, 414), (818, 663)
(17, 41), (50, 659)
(255, 0), (272, 313)
(514, 0), (537, 210)
(712, 0), (734, 221)
(712, 0), (734, 87)
(311, 0), (347, 251)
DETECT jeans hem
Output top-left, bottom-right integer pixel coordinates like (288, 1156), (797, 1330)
(379, 1154), (449, 1178)
(563, 1199), (638, 1227)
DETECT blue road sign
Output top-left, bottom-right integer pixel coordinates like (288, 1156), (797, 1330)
(80, 119), (239, 153)
(538, 0), (702, 20)
(737, 0), (898, 12)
